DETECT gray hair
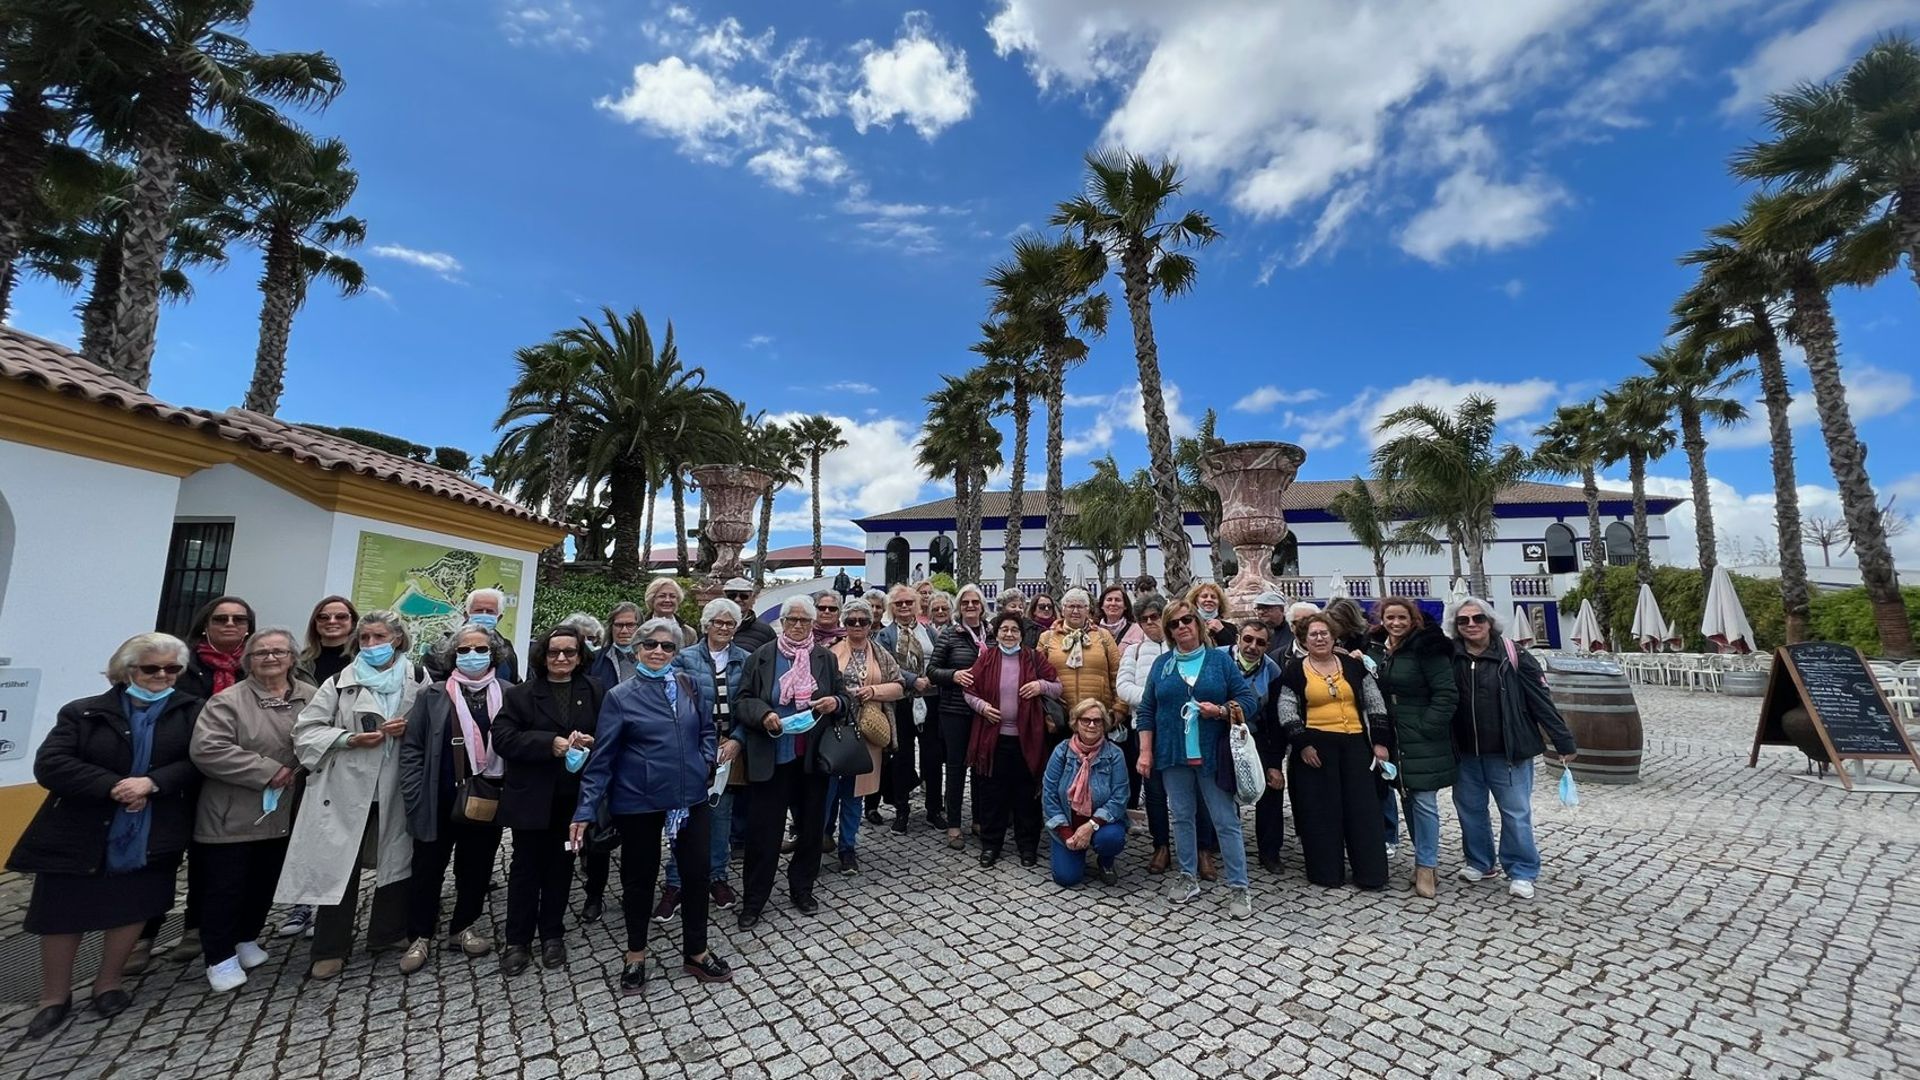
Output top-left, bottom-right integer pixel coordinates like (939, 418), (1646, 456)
(929, 590), (954, 611)
(637, 616), (682, 643)
(559, 611), (605, 643)
(1060, 587), (1092, 608)
(781, 593), (818, 621)
(1442, 594), (1504, 638)
(465, 587), (506, 613)
(953, 583), (986, 615)
(701, 597), (743, 630)
(107, 632), (189, 684)
(449, 621), (501, 666)
(843, 598), (875, 624)
(1286, 601), (1322, 623)
(862, 589), (888, 611)
(811, 589), (839, 604)
(607, 601), (642, 627)
(241, 627), (299, 675)
(359, 609), (411, 653)
(645, 577), (684, 606)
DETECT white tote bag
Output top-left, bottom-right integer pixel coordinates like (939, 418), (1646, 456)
(1227, 722), (1263, 807)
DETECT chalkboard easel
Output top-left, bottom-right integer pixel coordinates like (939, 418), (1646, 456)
(1748, 642), (1920, 790)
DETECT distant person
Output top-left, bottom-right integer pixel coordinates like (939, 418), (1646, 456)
(425, 588), (521, 683)
(1133, 574), (1157, 595)
(833, 568), (853, 597)
(913, 562), (926, 581)
(725, 579), (776, 654)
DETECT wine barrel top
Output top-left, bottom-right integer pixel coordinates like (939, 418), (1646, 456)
(1542, 654), (1626, 677)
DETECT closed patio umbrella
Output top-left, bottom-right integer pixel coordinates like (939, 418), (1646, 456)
(1631, 582), (1682, 652)
(1571, 598), (1608, 652)
(1328, 572), (1351, 600)
(1701, 564), (1756, 654)
(1510, 604), (1537, 647)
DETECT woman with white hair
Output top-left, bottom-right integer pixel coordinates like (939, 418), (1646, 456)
(646, 577), (698, 646)
(558, 611), (606, 653)
(872, 583), (933, 833)
(926, 583), (989, 848)
(1038, 587), (1122, 736)
(1445, 594), (1578, 900)
(825, 598), (906, 873)
(733, 593), (852, 929)
(426, 588), (520, 683)
(10, 633), (203, 1038)
(657, 597), (752, 919)
(275, 610), (424, 981)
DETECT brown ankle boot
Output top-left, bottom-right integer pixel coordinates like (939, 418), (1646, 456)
(1198, 851), (1219, 882)
(1414, 865), (1437, 899)
(1147, 846), (1170, 874)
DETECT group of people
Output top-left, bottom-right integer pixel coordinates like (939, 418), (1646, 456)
(9, 571), (1577, 1041)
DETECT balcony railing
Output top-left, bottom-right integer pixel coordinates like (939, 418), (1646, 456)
(1511, 575), (1553, 598)
(1387, 577), (1432, 598)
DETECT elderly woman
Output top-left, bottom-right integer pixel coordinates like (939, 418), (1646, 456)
(589, 601), (645, 688)
(1366, 596), (1459, 899)
(913, 579), (937, 623)
(1136, 599), (1259, 917)
(658, 599), (751, 919)
(559, 611), (606, 654)
(926, 583), (988, 848)
(1097, 585), (1144, 651)
(1445, 595), (1578, 900)
(1274, 613), (1396, 891)
(493, 626), (605, 974)
(927, 591), (954, 631)
(1115, 594), (1175, 872)
(646, 577), (698, 647)
(1038, 588), (1121, 735)
(811, 589), (846, 648)
(1185, 583), (1235, 648)
(297, 595), (358, 687)
(1284, 602), (1322, 660)
(571, 617), (733, 991)
(964, 611), (1062, 868)
(191, 628), (313, 993)
(1029, 593), (1057, 633)
(426, 588), (521, 682)
(275, 610), (423, 981)
(397, 622), (508, 974)
(824, 599), (906, 874)
(733, 594), (851, 929)
(872, 584), (933, 833)
(9, 634), (202, 1038)
(1041, 700), (1130, 887)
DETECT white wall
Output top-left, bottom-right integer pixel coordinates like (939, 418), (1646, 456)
(0, 443), (180, 790)
(323, 514), (541, 662)
(174, 464), (332, 636)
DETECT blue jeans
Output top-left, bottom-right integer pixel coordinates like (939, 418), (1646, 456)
(1161, 765), (1248, 887)
(823, 776), (863, 856)
(1050, 822), (1127, 886)
(1452, 755), (1539, 881)
(1147, 769), (1218, 852)
(1405, 789), (1440, 868)
(1382, 788), (1400, 845)
(666, 790), (734, 888)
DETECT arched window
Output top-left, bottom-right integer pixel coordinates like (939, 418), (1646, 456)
(1604, 521), (1635, 567)
(884, 537), (910, 586)
(928, 534), (955, 576)
(1269, 533), (1300, 577)
(1544, 523), (1578, 574)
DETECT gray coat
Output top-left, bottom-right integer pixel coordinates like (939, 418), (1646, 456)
(400, 680), (505, 843)
(190, 678), (315, 844)
(274, 661), (423, 906)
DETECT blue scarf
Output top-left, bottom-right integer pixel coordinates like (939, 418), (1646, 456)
(1171, 647), (1207, 765)
(354, 654), (408, 716)
(105, 690), (162, 874)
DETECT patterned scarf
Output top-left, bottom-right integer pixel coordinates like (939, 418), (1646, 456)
(813, 624), (847, 648)
(446, 668), (503, 777)
(195, 640), (243, 695)
(1066, 733), (1104, 818)
(1057, 625), (1088, 669)
(775, 632), (817, 706)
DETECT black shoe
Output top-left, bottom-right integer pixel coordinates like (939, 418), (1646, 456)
(620, 959), (648, 996)
(1098, 865), (1119, 886)
(500, 945), (531, 976)
(1018, 851), (1039, 867)
(927, 812), (949, 830)
(839, 851), (859, 875)
(792, 893), (819, 915)
(736, 909), (761, 931)
(540, 940), (566, 970)
(24, 998), (72, 1040)
(581, 897), (604, 923)
(979, 848), (1001, 868)
(1259, 856), (1283, 875)
(864, 808), (884, 826)
(684, 951), (734, 983)
(90, 989), (132, 1020)
(889, 815), (909, 835)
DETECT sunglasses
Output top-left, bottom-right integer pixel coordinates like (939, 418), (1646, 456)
(1141, 612), (1162, 622)
(1238, 636), (1269, 647)
(209, 613), (250, 625)
(1455, 613), (1490, 626)
(610, 621), (639, 631)
(782, 616), (812, 625)
(724, 592), (752, 602)
(637, 640), (678, 653)
(1167, 614), (1198, 629)
(455, 645), (490, 656)
(817, 606), (840, 614)
(136, 663), (186, 676)
(844, 619), (872, 628)
(1034, 603), (1054, 611)
(548, 647), (581, 658)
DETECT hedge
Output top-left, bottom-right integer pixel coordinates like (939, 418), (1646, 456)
(1559, 564), (1920, 656)
(532, 574), (703, 635)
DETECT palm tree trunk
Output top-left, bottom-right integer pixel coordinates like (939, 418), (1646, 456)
(752, 484), (777, 587)
(809, 452), (825, 578)
(1679, 405), (1717, 577)
(967, 466), (988, 585)
(1373, 551), (1388, 602)
(0, 260), (16, 321)
(1447, 526), (1463, 586)
(244, 228), (300, 415)
(108, 101), (190, 388)
(1003, 382), (1030, 592)
(1043, 360), (1067, 597)
(1629, 451), (1653, 587)
(0, 87), (54, 313)
(1120, 245), (1193, 595)
(1789, 276), (1912, 657)
(609, 458), (645, 583)
(671, 468), (690, 576)
(642, 478), (658, 569)
(952, 467), (973, 584)
(80, 233), (123, 367)
(539, 406), (572, 588)
(1750, 309), (1809, 643)
(1137, 534), (1150, 578)
(1466, 535), (1489, 600)
(1581, 465), (1613, 642)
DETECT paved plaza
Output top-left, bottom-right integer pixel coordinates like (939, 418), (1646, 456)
(1, 685), (1916, 1080)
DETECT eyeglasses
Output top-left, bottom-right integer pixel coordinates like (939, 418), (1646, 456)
(1035, 603), (1055, 612)
(1167, 614), (1197, 628)
(316, 612), (353, 622)
(893, 599), (918, 607)
(1141, 612), (1162, 622)
(1455, 613), (1490, 626)
(209, 613), (249, 625)
(843, 619), (872, 628)
(610, 621), (639, 631)
(1238, 636), (1269, 648)
(708, 619), (737, 630)
(1074, 714), (1104, 725)
(250, 649), (293, 660)
(548, 648), (581, 659)
(637, 640), (677, 653)
(454, 645), (490, 656)
(817, 605), (839, 613)
(960, 599), (981, 607)
(782, 616), (813, 625)
(136, 663), (186, 676)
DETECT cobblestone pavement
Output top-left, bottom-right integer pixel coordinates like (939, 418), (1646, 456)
(2, 685), (1917, 1079)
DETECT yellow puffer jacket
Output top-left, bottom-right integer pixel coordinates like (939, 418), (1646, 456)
(1037, 624), (1121, 714)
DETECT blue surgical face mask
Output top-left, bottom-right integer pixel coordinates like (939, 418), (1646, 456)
(564, 746), (589, 773)
(359, 642), (396, 667)
(261, 785), (283, 816)
(126, 683), (175, 704)
(1198, 605), (1219, 620)
(467, 612), (500, 631)
(1378, 759), (1400, 781)
(997, 643), (1022, 656)
(455, 653), (492, 675)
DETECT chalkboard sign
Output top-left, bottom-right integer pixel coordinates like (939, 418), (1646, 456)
(1749, 642), (1920, 789)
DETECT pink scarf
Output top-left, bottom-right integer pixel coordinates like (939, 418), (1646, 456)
(1067, 734), (1104, 818)
(776, 632), (818, 707)
(447, 668), (503, 776)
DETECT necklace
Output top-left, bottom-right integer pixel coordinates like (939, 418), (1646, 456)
(1308, 655), (1342, 700)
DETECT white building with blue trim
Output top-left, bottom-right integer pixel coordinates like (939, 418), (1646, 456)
(852, 480), (1683, 648)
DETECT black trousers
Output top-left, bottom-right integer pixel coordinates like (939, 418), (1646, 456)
(311, 808), (410, 963)
(142, 842), (205, 942)
(406, 811), (503, 940)
(1288, 730), (1389, 888)
(616, 805), (711, 957)
(196, 837), (289, 966)
(581, 848), (614, 902)
(1121, 727), (1145, 810)
(867, 701), (921, 816)
(505, 825), (574, 947)
(934, 711), (973, 826)
(978, 735), (1041, 858)
(742, 760), (829, 915)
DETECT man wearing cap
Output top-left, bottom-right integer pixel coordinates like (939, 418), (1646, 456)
(727, 579), (776, 655)
(1252, 590), (1295, 657)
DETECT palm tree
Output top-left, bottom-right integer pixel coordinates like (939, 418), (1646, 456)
(1176, 408), (1228, 583)
(496, 339), (593, 585)
(1372, 396), (1532, 599)
(745, 420), (803, 586)
(790, 415), (847, 579)
(197, 133), (366, 415)
(1062, 455), (1137, 585)
(1328, 476), (1438, 601)
(1054, 151), (1219, 596)
(1598, 375), (1678, 587)
(916, 372), (1004, 585)
(1644, 340), (1749, 578)
(0, 0), (112, 302)
(971, 320), (1039, 593)
(1533, 401), (1617, 636)
(1739, 187), (1911, 657)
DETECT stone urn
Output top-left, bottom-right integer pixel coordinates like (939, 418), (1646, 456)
(689, 464), (772, 600)
(1198, 440), (1308, 619)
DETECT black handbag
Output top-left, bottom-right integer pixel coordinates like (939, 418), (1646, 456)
(816, 714), (875, 777)
(1040, 695), (1066, 733)
(450, 738), (500, 824)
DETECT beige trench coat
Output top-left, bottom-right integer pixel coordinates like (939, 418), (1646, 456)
(190, 677), (315, 844)
(831, 639), (904, 799)
(273, 661), (423, 906)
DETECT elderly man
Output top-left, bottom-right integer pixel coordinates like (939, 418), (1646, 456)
(724, 579), (776, 655)
(1251, 589), (1296, 657)
(425, 588), (520, 683)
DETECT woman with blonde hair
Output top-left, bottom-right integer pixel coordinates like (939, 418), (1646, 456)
(824, 598), (906, 873)
(1185, 582), (1235, 647)
(646, 578), (698, 646)
(1040, 699), (1130, 887)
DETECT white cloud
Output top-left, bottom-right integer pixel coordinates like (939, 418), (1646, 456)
(368, 244), (463, 280)
(1291, 184), (1369, 267)
(1398, 169), (1566, 264)
(502, 1), (594, 50)
(1614, 472), (1920, 570)
(747, 143), (851, 193)
(1714, 361), (1914, 449)
(1723, 0), (1920, 113)
(1284, 375), (1565, 452)
(745, 333), (775, 349)
(1061, 381), (1195, 458)
(1538, 45), (1685, 134)
(597, 56), (798, 162)
(1233, 385), (1325, 413)
(825, 381), (879, 395)
(1500, 278), (1526, 299)
(365, 284), (396, 306)
(849, 13), (977, 139)
(764, 412), (937, 541)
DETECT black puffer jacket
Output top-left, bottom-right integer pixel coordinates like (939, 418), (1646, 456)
(1449, 633), (1578, 763)
(926, 623), (984, 723)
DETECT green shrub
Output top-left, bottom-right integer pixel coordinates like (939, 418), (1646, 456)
(533, 573), (702, 636)
(929, 571), (957, 595)
(1559, 565), (1920, 655)
(1808, 586), (1920, 656)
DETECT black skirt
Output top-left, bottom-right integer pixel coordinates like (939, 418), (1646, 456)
(24, 856), (180, 935)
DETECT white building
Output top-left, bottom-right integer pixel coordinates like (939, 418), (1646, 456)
(0, 328), (564, 860)
(854, 481), (1681, 642)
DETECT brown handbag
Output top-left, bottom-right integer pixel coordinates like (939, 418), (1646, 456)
(450, 737), (500, 824)
(856, 701), (893, 748)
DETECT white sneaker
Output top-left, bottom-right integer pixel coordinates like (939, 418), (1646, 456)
(206, 957), (248, 993)
(1227, 887), (1253, 919)
(235, 940), (270, 970)
(1166, 873), (1201, 904)
(1457, 865), (1501, 883)
(1508, 879), (1535, 899)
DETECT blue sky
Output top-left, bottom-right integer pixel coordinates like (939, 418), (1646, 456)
(8, 0), (1920, 567)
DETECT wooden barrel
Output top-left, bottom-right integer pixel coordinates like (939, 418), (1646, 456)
(1542, 656), (1643, 785)
(1722, 670), (1768, 698)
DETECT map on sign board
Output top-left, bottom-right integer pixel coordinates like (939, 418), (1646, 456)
(350, 531), (523, 657)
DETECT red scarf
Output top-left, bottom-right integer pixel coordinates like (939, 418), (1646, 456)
(1067, 734), (1104, 818)
(195, 640), (243, 695)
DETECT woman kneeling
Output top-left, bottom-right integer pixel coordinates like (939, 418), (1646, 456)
(1041, 700), (1129, 887)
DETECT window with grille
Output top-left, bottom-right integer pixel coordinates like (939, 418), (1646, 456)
(156, 522), (234, 637)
